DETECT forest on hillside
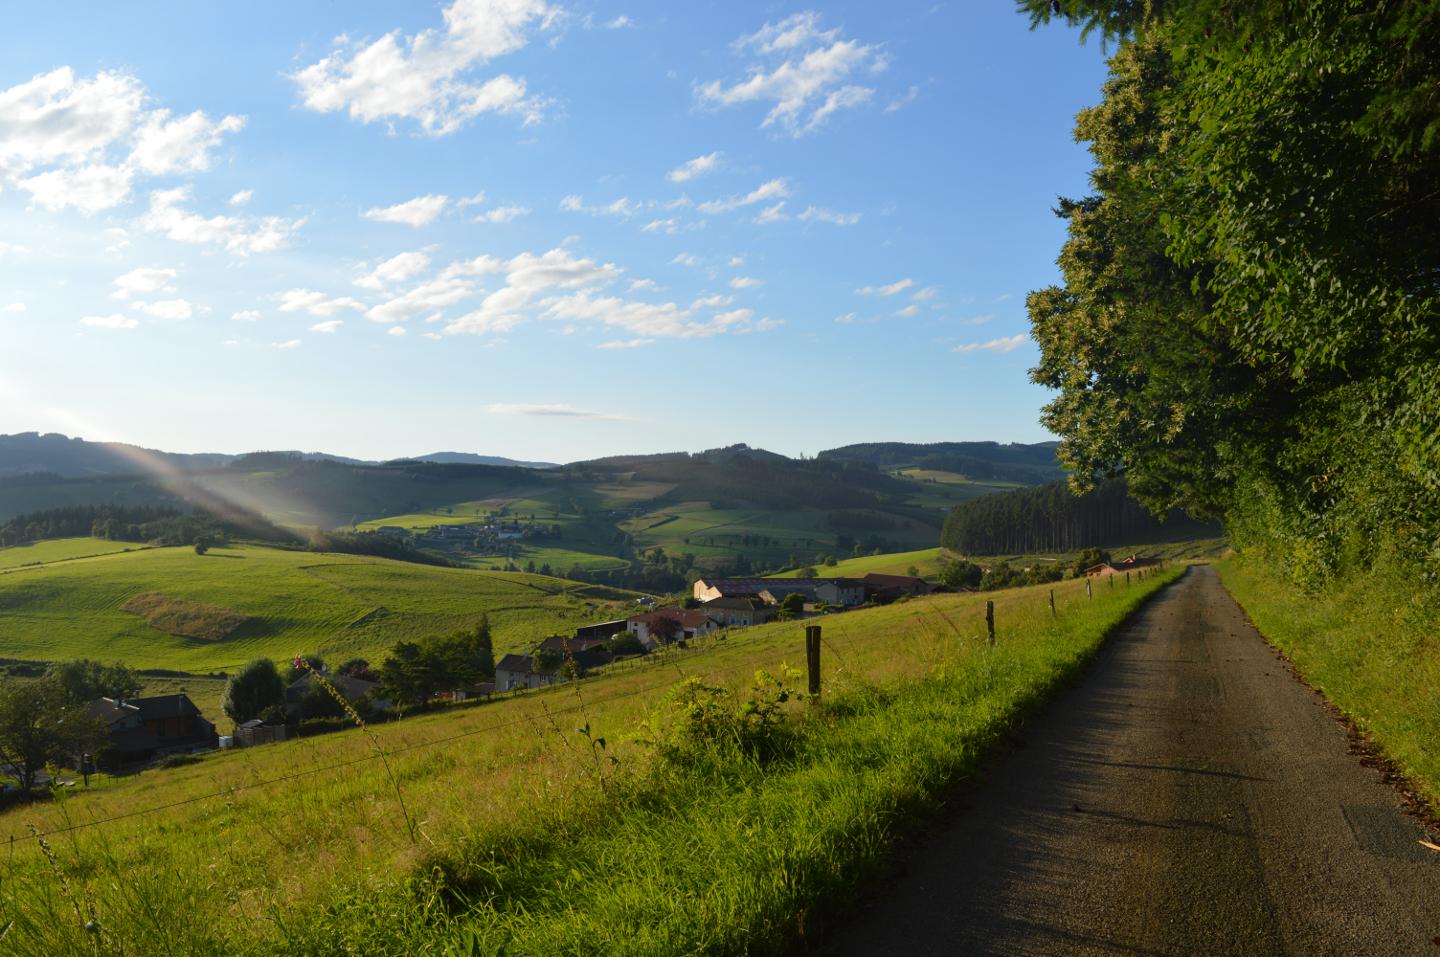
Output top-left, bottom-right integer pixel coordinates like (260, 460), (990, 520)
(941, 479), (1220, 555)
(1021, 0), (1440, 589)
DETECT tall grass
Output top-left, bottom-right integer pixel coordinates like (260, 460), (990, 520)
(0, 567), (1182, 955)
(1217, 555), (1440, 811)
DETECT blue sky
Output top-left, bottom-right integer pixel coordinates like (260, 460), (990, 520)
(0, 2), (1107, 462)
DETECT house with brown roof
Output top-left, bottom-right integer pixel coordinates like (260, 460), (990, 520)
(701, 596), (776, 628)
(1084, 555), (1162, 577)
(87, 694), (217, 767)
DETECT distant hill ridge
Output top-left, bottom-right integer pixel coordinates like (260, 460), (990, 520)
(818, 441), (1065, 484)
(0, 433), (558, 478)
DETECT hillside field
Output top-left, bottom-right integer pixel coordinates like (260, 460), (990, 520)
(771, 547), (956, 579)
(0, 565), (1182, 955)
(0, 538), (640, 675)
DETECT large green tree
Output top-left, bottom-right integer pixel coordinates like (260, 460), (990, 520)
(1019, 0), (1440, 586)
(45, 659), (144, 705)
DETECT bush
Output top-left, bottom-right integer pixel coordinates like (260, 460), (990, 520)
(642, 667), (803, 769)
(155, 753), (203, 770)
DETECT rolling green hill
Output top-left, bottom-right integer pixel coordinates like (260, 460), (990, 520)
(0, 538), (638, 675)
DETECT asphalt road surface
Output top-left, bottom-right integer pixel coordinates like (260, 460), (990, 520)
(829, 566), (1439, 956)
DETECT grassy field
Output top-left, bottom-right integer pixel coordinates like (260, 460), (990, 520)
(770, 547), (956, 579)
(1218, 554), (1439, 813)
(0, 565), (1182, 955)
(0, 537), (153, 570)
(0, 539), (639, 677)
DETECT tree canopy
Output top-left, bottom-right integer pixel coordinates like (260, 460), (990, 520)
(1022, 0), (1440, 587)
(0, 678), (104, 792)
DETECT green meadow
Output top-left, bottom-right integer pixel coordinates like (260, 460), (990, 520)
(0, 565), (1182, 956)
(770, 546), (956, 579)
(0, 538), (638, 675)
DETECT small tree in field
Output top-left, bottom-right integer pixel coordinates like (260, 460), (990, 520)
(777, 592), (806, 620)
(223, 659), (285, 725)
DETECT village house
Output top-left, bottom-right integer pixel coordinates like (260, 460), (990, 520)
(626, 608), (722, 649)
(693, 577), (868, 607)
(86, 693), (218, 768)
(1084, 555), (1162, 577)
(574, 619), (628, 641)
(495, 653), (563, 691)
(701, 596), (777, 628)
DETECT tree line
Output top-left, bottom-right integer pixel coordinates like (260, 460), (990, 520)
(1018, 0), (1440, 588)
(940, 479), (1219, 555)
(0, 504), (288, 549)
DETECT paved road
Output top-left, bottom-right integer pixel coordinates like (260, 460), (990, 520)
(828, 566), (1439, 956)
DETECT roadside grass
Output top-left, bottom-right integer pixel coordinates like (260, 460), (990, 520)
(0, 541), (638, 673)
(1217, 555), (1440, 812)
(0, 565), (1182, 955)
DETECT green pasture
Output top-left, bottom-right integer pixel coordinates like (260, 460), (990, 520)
(0, 540), (637, 673)
(0, 561), (1182, 955)
(771, 546), (955, 579)
(0, 537), (152, 570)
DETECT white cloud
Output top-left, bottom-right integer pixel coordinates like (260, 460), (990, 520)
(387, 325), (407, 337)
(363, 194), (448, 227)
(833, 312), (856, 324)
(559, 194), (642, 218)
(697, 177), (788, 214)
(1, 302), (26, 314)
(754, 202), (788, 224)
(354, 250), (432, 290)
(697, 13), (885, 136)
(277, 288), (364, 317)
(670, 252), (699, 267)
(128, 109), (244, 174)
(17, 164), (134, 213)
(912, 286), (939, 301)
(856, 277), (913, 296)
(457, 191), (487, 207)
(134, 298), (193, 320)
(605, 15), (633, 29)
(488, 402), (625, 419)
(367, 276), (473, 324)
(140, 186), (303, 255)
(0, 241), (31, 256)
(750, 318), (785, 333)
(953, 334), (1028, 354)
(474, 203), (529, 223)
(641, 217), (678, 234)
(628, 278), (657, 292)
(597, 337), (654, 349)
(272, 339), (302, 349)
(309, 319), (344, 333)
(797, 205), (859, 225)
(729, 276), (761, 289)
(963, 313), (996, 325)
(290, 0), (557, 136)
(728, 255), (746, 267)
(80, 313), (137, 329)
(0, 67), (246, 213)
(894, 304), (919, 318)
(232, 309), (262, 322)
(229, 189), (253, 206)
(112, 266), (177, 300)
(667, 151), (720, 183)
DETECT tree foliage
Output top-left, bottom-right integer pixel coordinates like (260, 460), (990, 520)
(0, 678), (104, 792)
(45, 659), (143, 705)
(222, 659), (285, 725)
(1021, 0), (1440, 586)
(377, 619), (495, 709)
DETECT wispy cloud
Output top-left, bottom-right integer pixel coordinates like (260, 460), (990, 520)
(362, 194), (448, 227)
(486, 402), (626, 419)
(856, 277), (913, 296)
(668, 151), (721, 183)
(953, 334), (1027, 354)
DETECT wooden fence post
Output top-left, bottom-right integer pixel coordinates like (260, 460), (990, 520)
(1049, 589), (1056, 618)
(805, 625), (822, 698)
(1086, 578), (1092, 600)
(985, 601), (995, 646)
(1126, 571), (1131, 587)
